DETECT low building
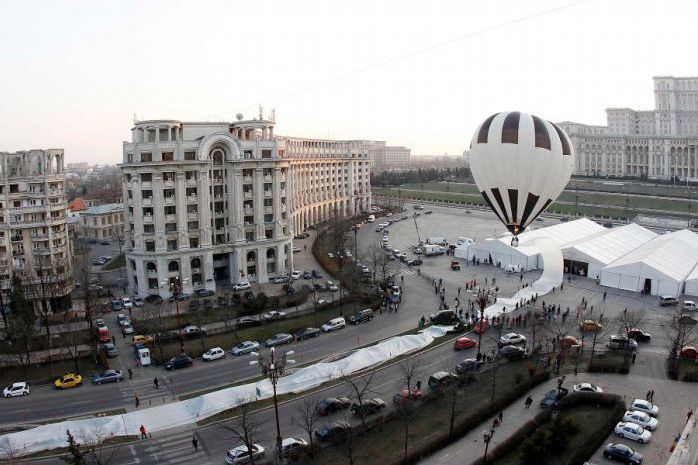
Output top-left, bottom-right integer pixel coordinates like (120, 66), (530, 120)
(80, 203), (124, 242)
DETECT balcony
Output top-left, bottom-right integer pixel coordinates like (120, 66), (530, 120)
(165, 214), (176, 222)
(187, 195), (198, 204)
(185, 178), (197, 187)
(214, 193), (224, 200)
(281, 204), (287, 212)
(164, 179), (175, 188)
(264, 206), (274, 215)
(264, 190), (272, 198)
(264, 175), (273, 182)
(244, 192), (253, 200)
(143, 215), (153, 224)
(11, 236), (24, 242)
(146, 270), (158, 278)
(244, 207), (254, 215)
(280, 174), (286, 182)
(165, 196), (175, 205)
(213, 178), (224, 184)
(243, 176), (253, 183)
(214, 210), (224, 216)
(187, 212), (198, 221)
(34, 247), (51, 255)
(126, 181), (132, 189)
(142, 197), (153, 206)
(280, 189), (286, 197)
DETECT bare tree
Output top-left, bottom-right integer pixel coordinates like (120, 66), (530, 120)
(0, 436), (21, 464)
(549, 319), (578, 374)
(614, 309), (646, 364)
(75, 248), (99, 354)
(474, 288), (491, 360)
(293, 397), (320, 457)
(219, 398), (262, 465)
(665, 307), (696, 379)
(396, 359), (421, 464)
(6, 275), (36, 377)
(343, 371), (376, 428)
(585, 324), (609, 370)
(76, 425), (121, 465)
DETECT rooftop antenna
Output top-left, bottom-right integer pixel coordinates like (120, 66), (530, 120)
(133, 113), (138, 124)
(270, 108), (276, 122)
(258, 104), (263, 120)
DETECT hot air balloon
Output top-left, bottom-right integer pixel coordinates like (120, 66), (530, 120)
(469, 111), (574, 246)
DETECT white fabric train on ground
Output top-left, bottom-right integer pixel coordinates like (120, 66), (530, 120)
(0, 326), (450, 457)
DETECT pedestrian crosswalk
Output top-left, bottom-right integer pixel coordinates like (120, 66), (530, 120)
(119, 375), (177, 409)
(137, 430), (212, 465)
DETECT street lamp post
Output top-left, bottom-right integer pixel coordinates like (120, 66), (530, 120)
(253, 347), (294, 460)
(482, 427), (495, 463)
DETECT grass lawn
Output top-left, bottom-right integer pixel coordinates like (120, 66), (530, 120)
(303, 360), (551, 465)
(103, 253), (125, 270)
(678, 359), (698, 382)
(0, 355), (101, 386)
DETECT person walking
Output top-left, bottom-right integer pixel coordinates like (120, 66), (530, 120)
(111, 335), (116, 345)
(498, 410), (504, 423)
(401, 275), (404, 285)
(525, 396), (533, 409)
(416, 380), (422, 392)
(139, 425), (147, 439)
(687, 409), (694, 424)
(192, 435), (199, 450)
(128, 368), (133, 380)
(650, 390), (655, 402)
(135, 393), (140, 408)
(603, 291), (607, 302)
(646, 390), (652, 401)
(154, 377), (159, 390)
(458, 287), (461, 297)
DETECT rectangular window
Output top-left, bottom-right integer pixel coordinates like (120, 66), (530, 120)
(164, 206), (176, 215)
(141, 173), (152, 182)
(165, 223), (177, 233)
(161, 152), (174, 161)
(189, 237), (199, 248)
(141, 153), (153, 162)
(262, 149), (272, 158)
(188, 221), (199, 230)
(265, 228), (273, 239)
(143, 224), (155, 234)
(145, 241), (155, 252)
(142, 190), (153, 199)
(167, 239), (177, 251)
(184, 151), (196, 160)
(245, 231), (254, 241)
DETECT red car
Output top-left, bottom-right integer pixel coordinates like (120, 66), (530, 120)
(680, 346), (698, 359)
(475, 319), (489, 334)
(392, 389), (422, 406)
(560, 335), (581, 348)
(454, 337), (477, 350)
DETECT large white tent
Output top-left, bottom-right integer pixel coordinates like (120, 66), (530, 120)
(685, 264), (698, 297)
(454, 218), (604, 270)
(561, 223), (658, 280)
(600, 229), (698, 296)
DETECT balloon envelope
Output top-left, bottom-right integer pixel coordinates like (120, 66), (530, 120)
(469, 111), (574, 235)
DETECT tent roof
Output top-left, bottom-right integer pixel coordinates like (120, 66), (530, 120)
(515, 218), (605, 248)
(467, 238), (539, 257)
(686, 263), (698, 283)
(562, 223), (658, 266)
(603, 229), (698, 282)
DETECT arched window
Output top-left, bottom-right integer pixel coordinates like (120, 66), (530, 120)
(168, 261), (179, 272)
(146, 262), (157, 272)
(246, 251), (256, 262)
(210, 147), (225, 164)
(266, 248), (275, 259)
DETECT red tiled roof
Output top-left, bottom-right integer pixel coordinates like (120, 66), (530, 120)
(68, 198), (87, 212)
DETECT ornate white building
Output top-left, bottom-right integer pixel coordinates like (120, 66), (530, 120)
(0, 150), (73, 313)
(122, 117), (371, 298)
(559, 76), (698, 180)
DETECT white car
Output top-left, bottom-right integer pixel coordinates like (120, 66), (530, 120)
(572, 383), (603, 394)
(683, 300), (698, 311)
(3, 382), (30, 398)
(183, 325), (204, 335)
(623, 410), (659, 431)
(133, 297), (144, 307)
(322, 317), (346, 332)
(291, 270), (302, 280)
(232, 341), (260, 356)
(614, 421), (652, 443)
(203, 347), (225, 361)
(232, 281), (251, 291)
(225, 444), (265, 465)
(630, 399), (659, 417)
(262, 310), (287, 321)
(499, 333), (526, 346)
(327, 281), (338, 292)
(121, 322), (135, 335)
(117, 314), (130, 326)
(121, 297), (133, 308)
(281, 437), (309, 457)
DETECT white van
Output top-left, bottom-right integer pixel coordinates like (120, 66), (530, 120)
(426, 237), (447, 246)
(504, 264), (523, 273)
(683, 300), (697, 312)
(422, 244), (445, 256)
(321, 317), (346, 333)
(457, 237), (474, 246)
(367, 215), (375, 223)
(658, 296), (679, 307)
(138, 347), (151, 366)
(609, 335), (638, 351)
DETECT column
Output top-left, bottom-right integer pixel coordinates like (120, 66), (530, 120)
(229, 250), (240, 284)
(272, 167), (282, 237)
(175, 172), (187, 247)
(258, 246), (268, 283)
(203, 252), (214, 291)
(198, 168), (213, 247)
(254, 167), (265, 238)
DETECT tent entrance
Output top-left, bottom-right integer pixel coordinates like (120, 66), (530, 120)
(564, 259), (588, 276)
(643, 278), (651, 294)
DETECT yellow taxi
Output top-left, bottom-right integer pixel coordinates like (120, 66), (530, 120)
(54, 373), (83, 389)
(132, 335), (154, 345)
(580, 320), (603, 332)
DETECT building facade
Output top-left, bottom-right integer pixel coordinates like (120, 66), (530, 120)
(558, 76), (698, 180)
(80, 203), (124, 241)
(368, 141), (411, 172)
(0, 150), (73, 313)
(122, 117), (371, 298)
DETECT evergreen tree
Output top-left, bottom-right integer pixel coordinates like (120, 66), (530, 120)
(65, 429), (85, 465)
(8, 274), (34, 325)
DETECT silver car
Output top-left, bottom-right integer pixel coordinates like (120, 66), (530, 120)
(265, 333), (293, 347)
(232, 341), (259, 356)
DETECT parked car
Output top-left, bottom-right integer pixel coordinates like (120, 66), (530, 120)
(499, 345), (526, 360)
(225, 444), (265, 465)
(540, 388), (568, 408)
(121, 322), (135, 335)
(232, 341), (260, 356)
(236, 316), (261, 328)
(573, 383), (603, 394)
(658, 296), (679, 306)
(603, 443), (643, 464)
(181, 325), (204, 336)
(232, 281), (251, 291)
(303, 271), (312, 279)
(430, 310), (457, 325)
(93, 370), (124, 385)
(196, 289), (215, 297)
(321, 317), (346, 333)
(312, 269), (323, 279)
(348, 309), (374, 324)
(102, 343), (118, 358)
(265, 333), (293, 347)
(615, 422), (652, 443)
(580, 319), (603, 332)
(3, 382), (30, 398)
(295, 327), (321, 341)
(262, 310), (287, 321)
(54, 373), (83, 389)
(350, 398), (386, 416)
(454, 337), (477, 350)
(630, 399), (659, 417)
(450, 261), (461, 270)
(327, 281), (339, 292)
(133, 297), (144, 307)
(428, 371), (457, 390)
(679, 314), (698, 325)
(96, 318), (107, 328)
(455, 358), (482, 374)
(314, 422), (353, 443)
(203, 347), (225, 361)
(144, 295), (163, 304)
(498, 333), (526, 346)
(291, 270), (303, 280)
(622, 411), (659, 431)
(120, 297), (133, 308)
(165, 354), (193, 370)
(316, 397), (351, 416)
(627, 329), (652, 342)
(680, 345), (698, 359)
(110, 300), (122, 312)
(393, 389), (422, 406)
(682, 300), (697, 311)
(280, 437), (309, 459)
(559, 335), (581, 348)
(273, 275), (289, 284)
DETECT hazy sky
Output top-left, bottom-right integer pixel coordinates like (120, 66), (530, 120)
(1, 0), (697, 163)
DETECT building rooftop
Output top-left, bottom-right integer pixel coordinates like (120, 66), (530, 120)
(82, 203), (124, 215)
(68, 198), (87, 212)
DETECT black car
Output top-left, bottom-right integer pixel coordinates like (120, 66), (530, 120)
(410, 258), (423, 266)
(499, 345), (526, 360)
(348, 309), (374, 324)
(430, 310), (457, 325)
(628, 329), (652, 342)
(455, 358), (482, 374)
(312, 269), (323, 279)
(314, 422), (353, 443)
(350, 398), (386, 416)
(303, 271), (312, 279)
(316, 397), (351, 416)
(603, 443), (643, 464)
(196, 289), (215, 297)
(424, 210), (433, 215)
(539, 388), (568, 408)
(156, 332), (178, 343)
(144, 295), (163, 304)
(165, 354), (193, 370)
(236, 316), (262, 328)
(295, 327), (321, 341)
